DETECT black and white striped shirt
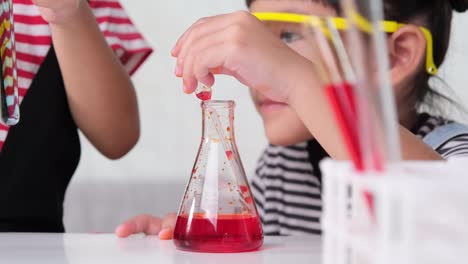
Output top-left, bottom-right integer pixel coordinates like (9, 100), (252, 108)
(251, 114), (468, 236)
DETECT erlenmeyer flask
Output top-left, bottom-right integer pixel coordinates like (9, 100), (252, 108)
(173, 100), (263, 253)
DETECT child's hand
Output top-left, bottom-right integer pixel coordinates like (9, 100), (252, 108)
(172, 11), (314, 104)
(115, 213), (177, 240)
(32, 0), (82, 25)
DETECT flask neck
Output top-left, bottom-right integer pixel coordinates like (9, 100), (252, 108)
(201, 101), (236, 143)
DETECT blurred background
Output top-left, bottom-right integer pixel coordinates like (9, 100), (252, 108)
(64, 1), (468, 232)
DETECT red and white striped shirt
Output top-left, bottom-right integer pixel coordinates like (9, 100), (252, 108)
(0, 0), (153, 151)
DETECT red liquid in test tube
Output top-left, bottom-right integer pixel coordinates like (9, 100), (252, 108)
(196, 91), (212, 101)
(325, 81), (376, 219)
(196, 85), (212, 101)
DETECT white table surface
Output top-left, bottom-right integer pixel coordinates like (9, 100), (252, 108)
(0, 233), (322, 264)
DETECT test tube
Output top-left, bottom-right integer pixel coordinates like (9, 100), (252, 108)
(196, 84), (212, 101)
(340, 0), (402, 170)
(304, 16), (363, 170)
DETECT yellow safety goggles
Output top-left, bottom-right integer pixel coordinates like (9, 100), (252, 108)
(253, 12), (437, 75)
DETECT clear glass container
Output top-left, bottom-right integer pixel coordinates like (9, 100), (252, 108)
(173, 100), (263, 253)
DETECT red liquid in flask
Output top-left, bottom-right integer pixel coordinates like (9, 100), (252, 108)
(226, 150), (233, 160)
(173, 213), (263, 253)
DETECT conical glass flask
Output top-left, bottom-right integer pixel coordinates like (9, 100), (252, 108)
(173, 100), (263, 253)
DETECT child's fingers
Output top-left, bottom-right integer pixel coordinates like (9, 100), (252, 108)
(176, 30), (226, 81)
(172, 13), (237, 57)
(161, 212), (177, 229)
(176, 15), (239, 69)
(175, 21), (228, 76)
(158, 228), (174, 240)
(192, 43), (254, 90)
(158, 213), (177, 240)
(193, 51), (222, 88)
(176, 11), (254, 74)
(188, 37), (243, 88)
(182, 53), (198, 93)
(187, 44), (232, 90)
(172, 17), (210, 57)
(178, 33), (224, 94)
(177, 20), (244, 75)
(172, 27), (195, 57)
(176, 28), (229, 81)
(198, 73), (215, 90)
(115, 214), (162, 238)
(115, 222), (137, 238)
(175, 63), (183, 77)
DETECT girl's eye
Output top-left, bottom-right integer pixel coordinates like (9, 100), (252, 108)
(280, 30), (303, 44)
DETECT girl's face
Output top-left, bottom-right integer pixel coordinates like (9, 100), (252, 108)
(249, 0), (337, 146)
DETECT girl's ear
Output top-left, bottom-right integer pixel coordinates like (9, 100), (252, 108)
(388, 24), (427, 90)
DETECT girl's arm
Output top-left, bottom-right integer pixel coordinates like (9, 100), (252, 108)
(290, 73), (443, 160)
(174, 11), (443, 161)
(35, 0), (140, 159)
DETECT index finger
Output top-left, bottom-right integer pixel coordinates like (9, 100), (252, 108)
(115, 214), (162, 238)
(171, 13), (234, 57)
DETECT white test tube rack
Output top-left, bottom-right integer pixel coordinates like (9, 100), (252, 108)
(320, 158), (468, 264)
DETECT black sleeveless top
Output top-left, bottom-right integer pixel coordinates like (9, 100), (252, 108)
(0, 47), (81, 232)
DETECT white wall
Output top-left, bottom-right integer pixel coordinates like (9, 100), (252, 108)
(438, 13), (468, 121)
(64, 1), (468, 232)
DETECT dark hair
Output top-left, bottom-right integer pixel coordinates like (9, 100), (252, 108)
(246, 0), (468, 112)
(383, 0), (468, 111)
